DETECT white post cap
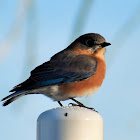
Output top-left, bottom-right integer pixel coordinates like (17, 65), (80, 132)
(37, 106), (103, 140)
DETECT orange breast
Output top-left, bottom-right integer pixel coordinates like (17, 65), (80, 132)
(60, 48), (106, 97)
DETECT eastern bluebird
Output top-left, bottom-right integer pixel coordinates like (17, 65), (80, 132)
(1, 33), (111, 109)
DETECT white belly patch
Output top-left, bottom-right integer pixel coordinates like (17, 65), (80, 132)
(30, 85), (100, 101)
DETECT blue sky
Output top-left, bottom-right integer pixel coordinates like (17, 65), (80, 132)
(0, 0), (140, 140)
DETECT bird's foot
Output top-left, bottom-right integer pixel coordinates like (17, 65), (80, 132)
(68, 103), (78, 106)
(58, 101), (63, 107)
(68, 103), (98, 112)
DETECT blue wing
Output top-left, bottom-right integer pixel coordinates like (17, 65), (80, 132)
(10, 51), (97, 92)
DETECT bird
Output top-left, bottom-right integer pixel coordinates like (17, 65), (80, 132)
(1, 33), (111, 109)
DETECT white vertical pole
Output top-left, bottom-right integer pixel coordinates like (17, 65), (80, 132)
(37, 106), (103, 140)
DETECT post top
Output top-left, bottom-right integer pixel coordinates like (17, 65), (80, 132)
(37, 106), (103, 121)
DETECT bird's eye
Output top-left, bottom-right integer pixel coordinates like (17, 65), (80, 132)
(85, 39), (94, 47)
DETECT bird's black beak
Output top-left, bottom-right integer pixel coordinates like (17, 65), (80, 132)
(101, 42), (111, 48)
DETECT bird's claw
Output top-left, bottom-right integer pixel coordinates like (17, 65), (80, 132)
(68, 103), (98, 112)
(68, 103), (78, 106)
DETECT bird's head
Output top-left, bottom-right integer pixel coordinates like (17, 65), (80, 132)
(68, 33), (111, 58)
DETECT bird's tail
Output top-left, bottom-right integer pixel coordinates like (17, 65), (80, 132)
(1, 90), (31, 106)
